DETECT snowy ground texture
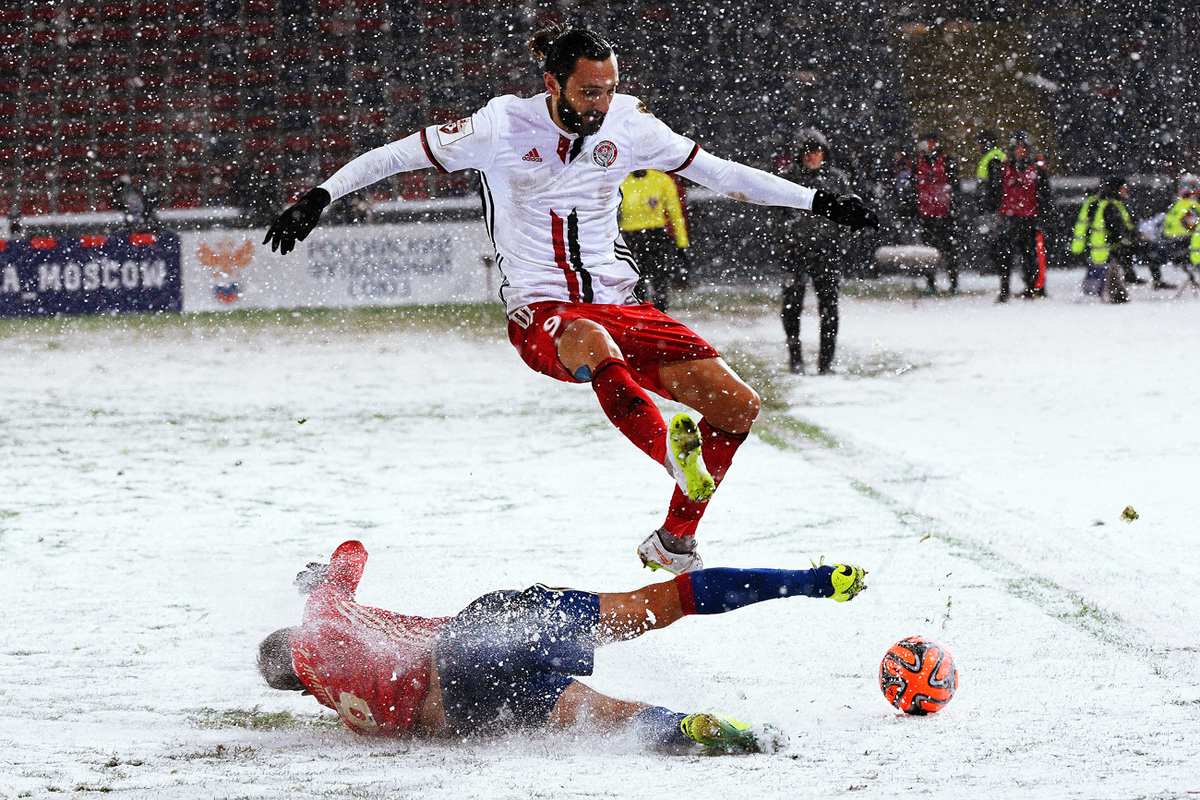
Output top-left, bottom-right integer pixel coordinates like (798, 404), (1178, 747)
(2, 268), (1199, 799)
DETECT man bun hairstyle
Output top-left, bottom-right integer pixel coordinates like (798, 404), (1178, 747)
(529, 25), (613, 85)
(257, 627), (306, 692)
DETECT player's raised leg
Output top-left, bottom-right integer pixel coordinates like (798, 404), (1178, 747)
(638, 357), (761, 573)
(558, 319), (715, 503)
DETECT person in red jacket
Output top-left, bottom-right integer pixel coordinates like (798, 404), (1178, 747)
(986, 130), (1052, 301)
(258, 540), (867, 755)
(912, 130), (960, 294)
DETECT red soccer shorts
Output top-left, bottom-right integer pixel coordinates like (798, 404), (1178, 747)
(507, 302), (720, 397)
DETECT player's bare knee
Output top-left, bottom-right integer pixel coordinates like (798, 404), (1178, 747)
(559, 319), (622, 372)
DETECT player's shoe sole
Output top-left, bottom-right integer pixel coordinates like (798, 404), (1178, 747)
(636, 529), (703, 575)
(680, 713), (787, 756)
(666, 413), (714, 503)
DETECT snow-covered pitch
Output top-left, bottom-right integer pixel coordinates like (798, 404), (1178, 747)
(2, 269), (1197, 799)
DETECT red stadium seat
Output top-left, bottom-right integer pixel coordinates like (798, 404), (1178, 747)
(20, 192), (52, 216)
(172, 139), (203, 156)
(57, 192), (91, 214)
(101, 4), (133, 20)
(320, 133), (351, 150)
(398, 173), (429, 199)
(169, 184), (202, 208)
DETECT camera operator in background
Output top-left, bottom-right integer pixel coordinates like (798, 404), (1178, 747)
(777, 128), (855, 375)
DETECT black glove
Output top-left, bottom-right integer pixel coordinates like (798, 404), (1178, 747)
(810, 189), (880, 231)
(293, 562), (330, 595)
(263, 187), (331, 255)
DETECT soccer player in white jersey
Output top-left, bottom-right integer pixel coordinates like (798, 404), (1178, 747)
(265, 27), (878, 574)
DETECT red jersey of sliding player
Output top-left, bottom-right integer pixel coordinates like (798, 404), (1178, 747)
(289, 540), (451, 735)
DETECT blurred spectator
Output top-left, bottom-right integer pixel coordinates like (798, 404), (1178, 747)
(111, 174), (160, 233)
(912, 130), (959, 294)
(974, 130), (1006, 273)
(619, 169), (690, 312)
(1159, 173), (1200, 281)
(777, 128), (853, 375)
(988, 131), (1052, 301)
(1086, 175), (1139, 303)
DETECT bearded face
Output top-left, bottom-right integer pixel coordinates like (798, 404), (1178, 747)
(556, 88), (606, 136)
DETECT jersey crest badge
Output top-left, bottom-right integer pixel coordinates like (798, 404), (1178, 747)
(436, 118), (474, 146)
(592, 140), (618, 168)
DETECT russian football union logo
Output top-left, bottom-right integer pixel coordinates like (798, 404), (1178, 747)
(197, 238), (255, 304)
(592, 140), (618, 168)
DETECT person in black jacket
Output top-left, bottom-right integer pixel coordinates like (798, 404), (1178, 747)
(778, 129), (855, 374)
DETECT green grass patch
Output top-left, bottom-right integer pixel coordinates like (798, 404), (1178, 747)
(189, 707), (339, 731)
(0, 303), (510, 342)
(757, 412), (842, 450)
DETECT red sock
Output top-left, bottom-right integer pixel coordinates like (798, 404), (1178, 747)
(661, 419), (748, 538)
(591, 358), (667, 465)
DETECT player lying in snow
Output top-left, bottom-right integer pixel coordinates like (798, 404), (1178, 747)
(257, 540), (867, 755)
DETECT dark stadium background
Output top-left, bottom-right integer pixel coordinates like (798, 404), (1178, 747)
(2, 1), (1196, 281)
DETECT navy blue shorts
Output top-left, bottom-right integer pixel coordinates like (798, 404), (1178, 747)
(435, 585), (600, 735)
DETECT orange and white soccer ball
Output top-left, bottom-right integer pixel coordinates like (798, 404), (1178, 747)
(879, 636), (958, 715)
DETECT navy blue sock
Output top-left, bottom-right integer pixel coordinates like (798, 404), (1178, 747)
(675, 566), (834, 614)
(629, 706), (690, 752)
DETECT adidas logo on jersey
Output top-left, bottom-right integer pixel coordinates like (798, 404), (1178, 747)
(522, 148), (543, 162)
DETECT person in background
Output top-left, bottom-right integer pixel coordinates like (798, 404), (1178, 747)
(777, 128), (855, 375)
(974, 129), (1006, 275)
(988, 130), (1052, 301)
(1087, 175), (1139, 303)
(1159, 173), (1200, 284)
(257, 540), (867, 755)
(619, 168), (690, 312)
(912, 130), (959, 294)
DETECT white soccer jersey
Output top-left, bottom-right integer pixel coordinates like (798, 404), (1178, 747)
(320, 92), (816, 315)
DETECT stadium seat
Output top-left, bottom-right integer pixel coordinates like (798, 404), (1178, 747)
(20, 192), (52, 216)
(57, 192), (91, 214)
(398, 173), (429, 200)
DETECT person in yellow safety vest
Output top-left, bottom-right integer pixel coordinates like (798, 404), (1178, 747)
(1162, 173), (1200, 270)
(1087, 175), (1139, 303)
(619, 169), (690, 312)
(1070, 193), (1099, 260)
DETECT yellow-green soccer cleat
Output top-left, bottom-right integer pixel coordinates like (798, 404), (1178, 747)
(679, 713), (787, 756)
(666, 413), (715, 503)
(829, 563), (867, 602)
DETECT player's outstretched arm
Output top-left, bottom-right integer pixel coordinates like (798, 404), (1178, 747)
(263, 188), (331, 254)
(263, 131), (443, 255)
(678, 149), (878, 230)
